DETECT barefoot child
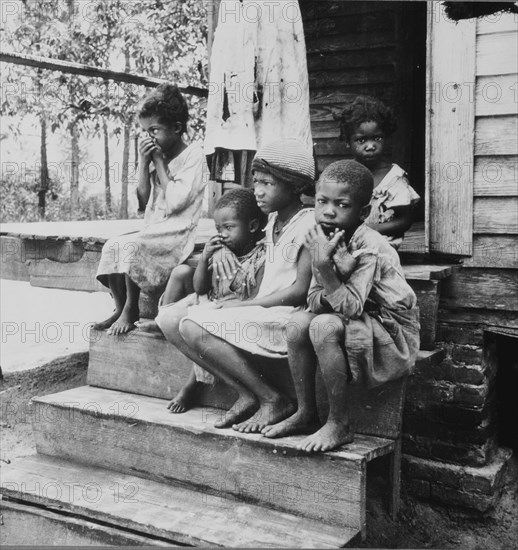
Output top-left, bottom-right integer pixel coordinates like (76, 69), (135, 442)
(94, 84), (206, 335)
(158, 139), (315, 430)
(263, 160), (420, 452)
(150, 188), (266, 412)
(337, 95), (420, 249)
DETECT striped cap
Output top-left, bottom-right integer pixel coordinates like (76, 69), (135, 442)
(255, 139), (315, 181)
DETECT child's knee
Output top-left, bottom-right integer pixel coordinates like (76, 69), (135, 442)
(287, 311), (314, 341)
(309, 314), (344, 348)
(171, 264), (194, 282)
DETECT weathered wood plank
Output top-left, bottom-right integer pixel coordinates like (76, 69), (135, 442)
(309, 66), (394, 89)
(474, 156), (518, 196)
(463, 235), (518, 268)
(0, 52), (207, 97)
(441, 268), (518, 311)
(473, 197), (518, 234)
(310, 85), (394, 106)
(475, 116), (518, 156)
(437, 309), (518, 345)
(428, 7), (476, 255)
(476, 32), (518, 76)
(477, 13), (518, 35)
(0, 499), (173, 547)
(411, 280), (440, 350)
(302, 1), (395, 21)
(1, 218), (216, 246)
(304, 11), (395, 39)
(88, 329), (443, 435)
(1, 455), (356, 548)
(307, 48), (395, 73)
(306, 31), (395, 55)
(32, 386), (379, 531)
(475, 75), (518, 117)
(0, 236), (29, 281)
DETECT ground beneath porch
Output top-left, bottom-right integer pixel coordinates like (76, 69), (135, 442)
(1, 353), (517, 549)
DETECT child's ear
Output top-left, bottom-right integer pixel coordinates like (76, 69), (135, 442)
(174, 122), (183, 134)
(360, 204), (371, 221)
(249, 218), (260, 233)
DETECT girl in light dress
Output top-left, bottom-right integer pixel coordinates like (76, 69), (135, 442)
(157, 139), (315, 431)
(94, 84), (206, 335)
(337, 95), (420, 249)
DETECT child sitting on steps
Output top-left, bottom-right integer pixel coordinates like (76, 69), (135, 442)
(94, 84), (206, 335)
(337, 95), (420, 249)
(158, 139), (315, 430)
(141, 188), (266, 413)
(262, 160), (420, 453)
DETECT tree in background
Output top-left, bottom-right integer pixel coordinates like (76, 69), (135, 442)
(1, 0), (208, 222)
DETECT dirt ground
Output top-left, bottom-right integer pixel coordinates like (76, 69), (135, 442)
(1, 354), (517, 549)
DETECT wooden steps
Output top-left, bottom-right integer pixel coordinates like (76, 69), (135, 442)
(1, 455), (356, 548)
(29, 385), (395, 538)
(87, 327), (445, 410)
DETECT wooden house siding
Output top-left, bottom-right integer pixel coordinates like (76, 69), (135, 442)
(437, 12), (518, 343)
(466, 15), (518, 269)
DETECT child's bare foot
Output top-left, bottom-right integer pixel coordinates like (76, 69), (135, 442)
(233, 396), (295, 433)
(107, 306), (139, 335)
(167, 382), (198, 414)
(214, 394), (258, 429)
(261, 410), (320, 438)
(92, 310), (123, 331)
(298, 421), (354, 453)
(135, 319), (162, 334)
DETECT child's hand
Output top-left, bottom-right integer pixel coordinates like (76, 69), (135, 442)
(212, 247), (241, 280)
(138, 135), (159, 165)
(203, 234), (223, 259)
(305, 224), (344, 270)
(333, 241), (358, 281)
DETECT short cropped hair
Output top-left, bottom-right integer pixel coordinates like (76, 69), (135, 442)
(216, 188), (265, 226)
(318, 160), (374, 206)
(336, 95), (397, 141)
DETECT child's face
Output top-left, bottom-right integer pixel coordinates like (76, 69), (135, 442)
(214, 206), (255, 254)
(315, 178), (369, 238)
(253, 171), (295, 215)
(347, 121), (385, 167)
(139, 115), (182, 156)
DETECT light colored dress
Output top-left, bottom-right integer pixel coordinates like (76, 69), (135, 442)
(308, 223), (420, 388)
(96, 143), (206, 294)
(181, 208), (315, 358)
(204, 0), (313, 155)
(364, 164), (420, 249)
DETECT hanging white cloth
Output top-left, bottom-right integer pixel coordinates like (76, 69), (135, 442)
(205, 0), (313, 155)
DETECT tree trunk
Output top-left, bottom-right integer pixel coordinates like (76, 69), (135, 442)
(120, 119), (130, 219)
(103, 117), (111, 213)
(38, 112), (49, 220)
(70, 121), (80, 216)
(119, 49), (131, 219)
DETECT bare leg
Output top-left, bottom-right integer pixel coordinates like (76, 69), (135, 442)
(163, 264), (195, 305)
(108, 275), (140, 335)
(137, 264), (195, 333)
(262, 311), (321, 438)
(180, 320), (294, 431)
(299, 314), (354, 453)
(158, 308), (256, 423)
(93, 274), (127, 330)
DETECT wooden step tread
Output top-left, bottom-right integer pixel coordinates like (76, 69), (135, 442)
(1, 455), (357, 548)
(33, 385), (394, 462)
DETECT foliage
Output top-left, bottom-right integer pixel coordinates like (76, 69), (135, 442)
(1, 0), (209, 221)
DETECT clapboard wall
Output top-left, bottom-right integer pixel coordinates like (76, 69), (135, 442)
(435, 13), (518, 344)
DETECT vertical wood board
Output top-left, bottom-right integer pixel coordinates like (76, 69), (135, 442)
(428, 5), (476, 255)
